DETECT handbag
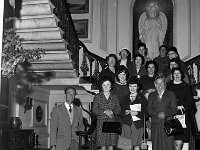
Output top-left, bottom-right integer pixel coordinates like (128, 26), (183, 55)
(117, 135), (132, 150)
(102, 121), (122, 134)
(164, 116), (183, 136)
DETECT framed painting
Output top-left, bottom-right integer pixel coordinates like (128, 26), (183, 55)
(67, 0), (89, 14)
(73, 19), (88, 38)
(32, 100), (47, 127)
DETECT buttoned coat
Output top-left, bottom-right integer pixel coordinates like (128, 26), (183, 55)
(92, 92), (121, 147)
(50, 103), (84, 150)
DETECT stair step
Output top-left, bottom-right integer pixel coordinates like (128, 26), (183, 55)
(20, 0), (54, 16)
(21, 39), (68, 51)
(22, 0), (53, 5)
(29, 61), (75, 70)
(29, 70), (78, 78)
(40, 51), (71, 61)
(33, 77), (80, 85)
(15, 14), (59, 29)
(16, 27), (64, 41)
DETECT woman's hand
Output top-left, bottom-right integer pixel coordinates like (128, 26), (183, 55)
(130, 111), (138, 116)
(125, 110), (131, 115)
(125, 110), (138, 116)
(104, 109), (113, 117)
(158, 112), (165, 119)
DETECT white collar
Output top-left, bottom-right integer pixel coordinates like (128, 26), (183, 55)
(173, 81), (182, 84)
(64, 102), (73, 110)
(158, 90), (165, 98)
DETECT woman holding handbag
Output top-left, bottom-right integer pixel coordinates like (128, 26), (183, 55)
(166, 68), (194, 150)
(120, 76), (148, 150)
(92, 76), (121, 150)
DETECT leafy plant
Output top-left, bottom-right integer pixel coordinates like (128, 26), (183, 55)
(1, 18), (45, 78)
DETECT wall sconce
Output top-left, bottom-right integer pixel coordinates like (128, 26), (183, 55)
(24, 97), (33, 113)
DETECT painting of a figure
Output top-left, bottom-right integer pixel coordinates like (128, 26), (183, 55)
(67, 0), (89, 14)
(138, 1), (168, 59)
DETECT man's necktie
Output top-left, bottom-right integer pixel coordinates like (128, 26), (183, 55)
(69, 105), (72, 113)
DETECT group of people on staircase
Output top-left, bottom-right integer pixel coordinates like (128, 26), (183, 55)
(94, 43), (193, 150)
(49, 43), (194, 150)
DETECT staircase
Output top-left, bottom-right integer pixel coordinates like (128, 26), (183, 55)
(11, 0), (96, 148)
(14, 0), (80, 85)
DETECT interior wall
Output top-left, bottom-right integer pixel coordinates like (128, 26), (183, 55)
(191, 0), (200, 58)
(82, 0), (200, 61)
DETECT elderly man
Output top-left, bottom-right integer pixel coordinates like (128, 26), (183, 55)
(50, 87), (84, 150)
(148, 75), (177, 150)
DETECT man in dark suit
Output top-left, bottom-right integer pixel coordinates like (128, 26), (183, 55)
(50, 87), (84, 150)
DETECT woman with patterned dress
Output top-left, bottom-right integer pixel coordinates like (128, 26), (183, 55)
(166, 68), (194, 150)
(92, 77), (121, 150)
(120, 76), (148, 150)
(148, 75), (177, 150)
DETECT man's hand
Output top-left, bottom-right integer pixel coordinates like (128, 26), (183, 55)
(158, 112), (165, 119)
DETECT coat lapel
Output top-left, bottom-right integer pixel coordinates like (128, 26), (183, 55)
(72, 105), (80, 125)
(60, 104), (71, 125)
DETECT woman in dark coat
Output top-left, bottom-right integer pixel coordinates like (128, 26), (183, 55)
(99, 54), (118, 82)
(148, 75), (177, 150)
(121, 76), (148, 150)
(92, 77), (121, 150)
(140, 60), (158, 99)
(166, 68), (194, 150)
(132, 54), (147, 79)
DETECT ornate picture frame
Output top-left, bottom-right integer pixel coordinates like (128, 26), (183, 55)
(31, 100), (47, 127)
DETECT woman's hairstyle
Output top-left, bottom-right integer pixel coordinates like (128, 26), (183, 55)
(119, 48), (131, 60)
(138, 43), (148, 56)
(171, 68), (185, 81)
(167, 46), (180, 59)
(159, 45), (167, 51)
(167, 58), (181, 70)
(145, 60), (159, 74)
(127, 76), (141, 91)
(98, 76), (114, 92)
(105, 54), (118, 63)
(133, 54), (145, 65)
(115, 65), (130, 82)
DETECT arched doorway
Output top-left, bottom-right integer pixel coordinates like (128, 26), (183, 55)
(132, 0), (173, 59)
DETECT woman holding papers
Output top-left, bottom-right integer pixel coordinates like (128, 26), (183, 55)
(120, 76), (148, 150)
(148, 75), (177, 150)
(166, 68), (194, 150)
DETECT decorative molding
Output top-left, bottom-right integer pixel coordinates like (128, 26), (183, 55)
(183, 0), (191, 60)
(100, 0), (108, 51)
(172, 0), (177, 47)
